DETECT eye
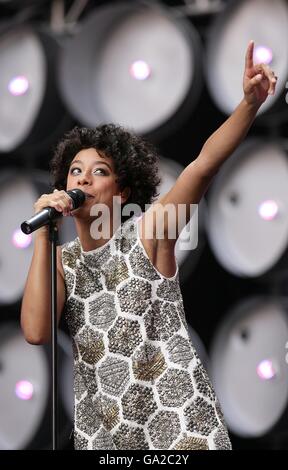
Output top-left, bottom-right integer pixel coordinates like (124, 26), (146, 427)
(70, 167), (81, 175)
(93, 168), (107, 175)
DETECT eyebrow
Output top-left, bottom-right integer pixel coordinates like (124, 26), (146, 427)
(70, 159), (113, 171)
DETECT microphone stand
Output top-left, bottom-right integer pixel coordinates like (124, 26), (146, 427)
(20, 189), (85, 449)
(49, 222), (59, 450)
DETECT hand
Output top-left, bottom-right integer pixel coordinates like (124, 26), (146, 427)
(34, 189), (73, 217)
(243, 40), (278, 107)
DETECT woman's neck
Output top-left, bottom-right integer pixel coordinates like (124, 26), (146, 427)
(74, 216), (120, 252)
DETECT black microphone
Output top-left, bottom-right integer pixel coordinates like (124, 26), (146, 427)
(21, 189), (86, 234)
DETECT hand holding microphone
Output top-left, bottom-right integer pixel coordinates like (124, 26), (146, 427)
(21, 188), (85, 234)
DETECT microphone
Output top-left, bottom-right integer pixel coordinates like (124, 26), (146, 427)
(21, 189), (86, 234)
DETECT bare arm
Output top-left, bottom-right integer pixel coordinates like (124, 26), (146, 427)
(20, 229), (65, 344)
(187, 38), (277, 184)
(20, 190), (73, 344)
(144, 41), (278, 240)
(159, 98), (260, 216)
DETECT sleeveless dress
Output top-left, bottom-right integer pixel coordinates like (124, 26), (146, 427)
(61, 214), (232, 450)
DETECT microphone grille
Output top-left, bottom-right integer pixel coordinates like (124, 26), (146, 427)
(68, 189), (86, 209)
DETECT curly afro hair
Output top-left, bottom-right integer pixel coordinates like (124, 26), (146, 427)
(50, 124), (161, 218)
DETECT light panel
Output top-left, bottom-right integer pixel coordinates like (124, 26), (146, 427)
(210, 297), (288, 437)
(0, 324), (73, 449)
(0, 323), (49, 449)
(0, 27), (46, 151)
(0, 170), (50, 304)
(206, 0), (288, 119)
(206, 140), (288, 277)
(59, 1), (202, 140)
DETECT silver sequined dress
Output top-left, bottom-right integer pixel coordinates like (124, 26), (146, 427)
(61, 215), (232, 450)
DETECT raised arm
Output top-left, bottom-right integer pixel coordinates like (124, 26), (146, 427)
(146, 41), (278, 240)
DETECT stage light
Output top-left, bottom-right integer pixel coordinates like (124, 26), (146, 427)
(12, 229), (32, 249)
(0, 323), (73, 449)
(129, 60), (151, 81)
(258, 200), (279, 222)
(254, 46), (273, 65)
(0, 322), (49, 449)
(15, 380), (34, 401)
(256, 360), (276, 381)
(206, 140), (288, 278)
(210, 297), (288, 438)
(8, 75), (30, 96)
(206, 0), (288, 121)
(59, 1), (202, 140)
(0, 170), (50, 305)
(0, 25), (70, 153)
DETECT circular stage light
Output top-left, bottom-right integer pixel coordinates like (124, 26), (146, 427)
(59, 1), (202, 140)
(0, 25), (70, 153)
(0, 322), (49, 449)
(8, 75), (30, 96)
(206, 0), (288, 123)
(0, 323), (73, 449)
(206, 140), (288, 278)
(210, 297), (288, 438)
(254, 45), (273, 65)
(0, 169), (50, 304)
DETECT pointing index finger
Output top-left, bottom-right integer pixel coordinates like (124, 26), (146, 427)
(245, 40), (254, 70)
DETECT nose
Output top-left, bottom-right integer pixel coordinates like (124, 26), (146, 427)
(77, 170), (91, 186)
